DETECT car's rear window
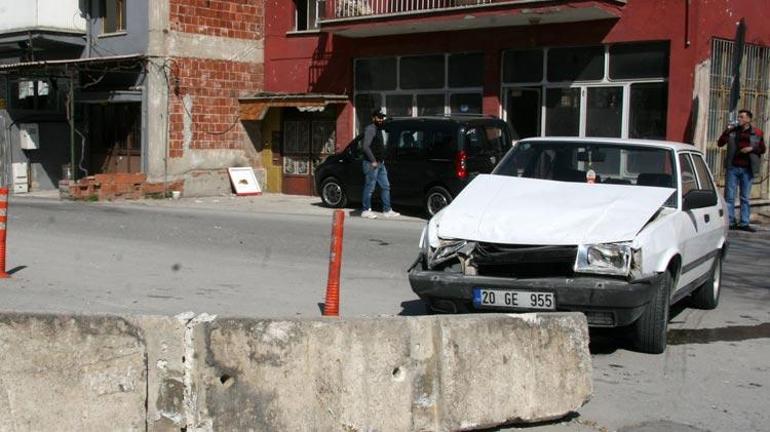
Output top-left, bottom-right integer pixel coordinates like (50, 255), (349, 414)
(494, 140), (678, 205)
(462, 124), (512, 156)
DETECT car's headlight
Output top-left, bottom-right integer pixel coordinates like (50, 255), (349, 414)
(428, 239), (467, 267)
(575, 242), (633, 276)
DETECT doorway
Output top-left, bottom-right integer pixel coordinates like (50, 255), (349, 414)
(88, 103), (142, 174)
(281, 109), (336, 195)
(506, 87), (541, 140)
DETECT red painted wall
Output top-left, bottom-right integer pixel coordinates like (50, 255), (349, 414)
(266, 0), (770, 148)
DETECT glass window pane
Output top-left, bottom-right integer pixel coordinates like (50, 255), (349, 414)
(506, 87), (541, 140)
(416, 94), (445, 116)
(610, 42), (669, 79)
(386, 94), (413, 117)
(428, 128), (456, 159)
(502, 49), (543, 83)
(355, 58), (397, 91)
(586, 87), (623, 137)
(355, 93), (382, 131)
(400, 55), (445, 89)
(679, 154), (698, 196)
(547, 46), (604, 82)
(448, 53), (483, 88)
(545, 88), (581, 136)
(692, 154), (715, 191)
(630, 83), (668, 139)
(450, 93), (482, 114)
(396, 129), (427, 158)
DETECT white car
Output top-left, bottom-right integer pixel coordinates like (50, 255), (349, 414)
(408, 137), (729, 353)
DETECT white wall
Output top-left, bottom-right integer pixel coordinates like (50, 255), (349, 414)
(0, 0), (86, 33)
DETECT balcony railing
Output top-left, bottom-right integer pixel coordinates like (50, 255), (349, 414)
(320, 0), (500, 21)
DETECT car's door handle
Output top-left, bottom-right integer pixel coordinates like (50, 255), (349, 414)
(704, 214), (710, 223)
(719, 209), (724, 217)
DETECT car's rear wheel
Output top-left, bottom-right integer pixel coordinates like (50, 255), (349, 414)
(633, 270), (672, 354)
(692, 254), (721, 310)
(425, 186), (452, 216)
(320, 177), (348, 208)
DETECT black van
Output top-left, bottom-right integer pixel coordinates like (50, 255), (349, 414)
(314, 115), (513, 215)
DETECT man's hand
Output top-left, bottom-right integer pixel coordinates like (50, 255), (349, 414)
(740, 146), (754, 154)
(371, 161), (379, 167)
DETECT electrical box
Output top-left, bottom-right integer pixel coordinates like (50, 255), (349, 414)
(19, 123), (39, 150)
(12, 162), (29, 194)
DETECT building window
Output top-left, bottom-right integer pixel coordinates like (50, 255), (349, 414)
(295, 0), (319, 31)
(9, 79), (61, 111)
(101, 0), (126, 33)
(502, 43), (669, 140)
(354, 52), (484, 130)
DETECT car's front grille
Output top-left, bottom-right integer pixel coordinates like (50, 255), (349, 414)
(473, 243), (577, 278)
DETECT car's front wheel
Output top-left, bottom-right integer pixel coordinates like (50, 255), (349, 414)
(633, 270), (672, 354)
(320, 177), (348, 208)
(425, 186), (452, 216)
(691, 254), (721, 309)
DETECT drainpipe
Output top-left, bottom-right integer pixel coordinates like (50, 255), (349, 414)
(68, 68), (76, 182)
(86, 0), (92, 58)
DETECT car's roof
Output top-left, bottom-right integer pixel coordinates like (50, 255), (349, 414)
(386, 115), (503, 124)
(519, 136), (702, 153)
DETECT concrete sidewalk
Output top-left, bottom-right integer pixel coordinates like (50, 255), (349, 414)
(11, 190), (428, 222)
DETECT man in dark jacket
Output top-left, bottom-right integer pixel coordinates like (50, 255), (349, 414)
(361, 110), (399, 219)
(717, 109), (766, 232)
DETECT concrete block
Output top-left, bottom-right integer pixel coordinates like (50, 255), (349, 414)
(0, 313), (147, 432)
(188, 313), (592, 432)
(183, 169), (231, 197)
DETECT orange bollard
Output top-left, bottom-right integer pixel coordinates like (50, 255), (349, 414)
(323, 210), (345, 317)
(0, 188), (8, 278)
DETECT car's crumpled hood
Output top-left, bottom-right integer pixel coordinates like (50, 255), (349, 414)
(437, 174), (675, 245)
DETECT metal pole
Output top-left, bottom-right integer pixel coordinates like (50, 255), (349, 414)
(69, 69), (76, 181)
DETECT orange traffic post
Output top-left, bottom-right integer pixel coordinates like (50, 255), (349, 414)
(0, 187), (8, 278)
(323, 210), (345, 317)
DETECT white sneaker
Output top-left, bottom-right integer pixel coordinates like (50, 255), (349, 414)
(361, 209), (378, 219)
(382, 210), (401, 218)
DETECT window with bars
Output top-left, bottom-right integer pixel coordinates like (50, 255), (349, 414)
(706, 38), (770, 195)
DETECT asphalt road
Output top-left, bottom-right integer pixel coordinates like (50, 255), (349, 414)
(1, 196), (768, 432)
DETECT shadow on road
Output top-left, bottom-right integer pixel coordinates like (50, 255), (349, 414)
(398, 300), (430, 316)
(7, 265), (27, 275)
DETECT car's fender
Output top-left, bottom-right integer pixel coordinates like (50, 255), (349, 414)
(632, 210), (684, 276)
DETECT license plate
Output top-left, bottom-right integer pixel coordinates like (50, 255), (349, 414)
(473, 288), (556, 311)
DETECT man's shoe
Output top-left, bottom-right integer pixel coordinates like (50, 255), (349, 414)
(382, 210), (401, 218)
(738, 224), (756, 232)
(361, 209), (378, 219)
(729, 223), (738, 230)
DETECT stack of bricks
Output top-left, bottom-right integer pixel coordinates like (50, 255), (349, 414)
(167, 0), (265, 159)
(61, 174), (184, 201)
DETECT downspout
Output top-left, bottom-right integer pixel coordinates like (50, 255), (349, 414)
(68, 67), (76, 182)
(86, 0), (92, 58)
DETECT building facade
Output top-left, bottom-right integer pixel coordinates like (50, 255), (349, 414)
(261, 0), (770, 198)
(0, 0), (265, 198)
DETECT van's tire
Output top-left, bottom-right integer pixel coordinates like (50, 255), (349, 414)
(692, 254), (721, 310)
(320, 177), (348, 208)
(425, 186), (452, 216)
(633, 270), (672, 354)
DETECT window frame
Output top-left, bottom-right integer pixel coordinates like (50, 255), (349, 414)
(294, 0), (320, 31)
(101, 0), (127, 35)
(501, 43), (669, 140)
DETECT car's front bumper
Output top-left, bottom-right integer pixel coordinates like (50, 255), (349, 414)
(408, 257), (663, 327)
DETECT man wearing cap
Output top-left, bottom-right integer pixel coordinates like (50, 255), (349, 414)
(361, 110), (400, 219)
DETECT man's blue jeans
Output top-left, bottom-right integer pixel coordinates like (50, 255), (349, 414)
(725, 166), (753, 226)
(362, 161), (392, 212)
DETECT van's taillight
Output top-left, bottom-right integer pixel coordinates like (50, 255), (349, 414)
(455, 150), (468, 179)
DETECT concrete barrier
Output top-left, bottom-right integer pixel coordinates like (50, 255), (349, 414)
(0, 312), (592, 432)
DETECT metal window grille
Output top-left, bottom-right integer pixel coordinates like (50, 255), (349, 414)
(323, 0), (496, 20)
(706, 38), (770, 197)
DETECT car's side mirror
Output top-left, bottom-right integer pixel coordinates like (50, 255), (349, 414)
(683, 189), (717, 211)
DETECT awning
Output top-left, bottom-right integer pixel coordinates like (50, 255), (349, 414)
(239, 92), (349, 120)
(0, 54), (144, 72)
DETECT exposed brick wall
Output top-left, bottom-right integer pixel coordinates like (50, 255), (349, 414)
(168, 58), (264, 157)
(169, 0), (264, 39)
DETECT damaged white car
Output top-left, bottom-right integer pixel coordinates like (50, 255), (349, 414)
(408, 137), (729, 353)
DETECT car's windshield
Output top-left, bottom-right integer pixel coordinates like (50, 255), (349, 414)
(494, 140), (678, 206)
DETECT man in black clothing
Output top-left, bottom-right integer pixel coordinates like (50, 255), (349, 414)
(361, 110), (399, 219)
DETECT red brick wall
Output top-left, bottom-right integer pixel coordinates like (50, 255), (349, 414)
(168, 58), (264, 157)
(170, 0), (263, 39)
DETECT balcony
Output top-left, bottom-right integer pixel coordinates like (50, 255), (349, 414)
(0, 0), (86, 34)
(318, 0), (625, 37)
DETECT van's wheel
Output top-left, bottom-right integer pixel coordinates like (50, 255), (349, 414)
(320, 178), (347, 208)
(633, 270), (672, 354)
(425, 186), (452, 216)
(692, 254), (721, 310)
